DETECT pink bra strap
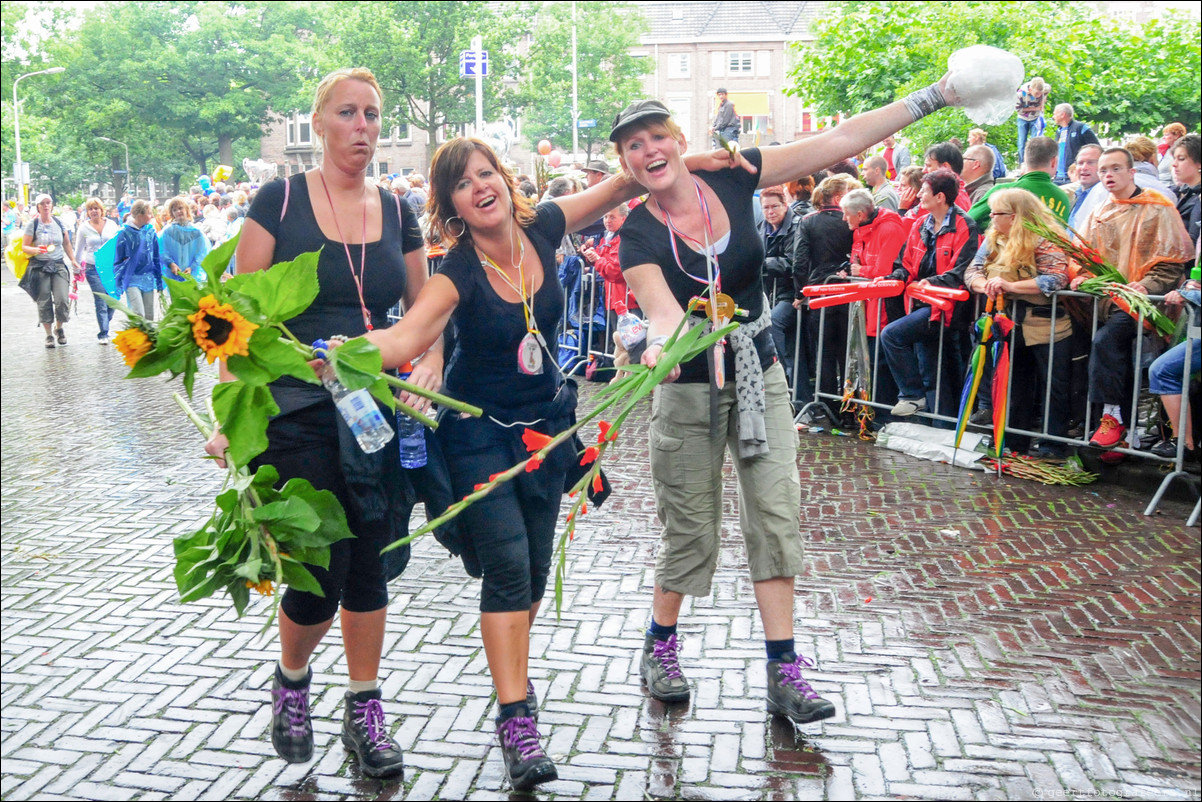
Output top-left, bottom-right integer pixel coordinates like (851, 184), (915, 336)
(280, 175), (292, 223)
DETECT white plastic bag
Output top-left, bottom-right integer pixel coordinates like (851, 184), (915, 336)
(946, 45), (1025, 126)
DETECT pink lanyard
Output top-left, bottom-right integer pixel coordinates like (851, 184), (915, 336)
(660, 178), (721, 296)
(318, 171), (373, 331)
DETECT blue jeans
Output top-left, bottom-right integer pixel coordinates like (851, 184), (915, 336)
(1148, 337), (1201, 396)
(83, 264), (112, 339)
(1016, 117), (1045, 165)
(880, 307), (967, 419)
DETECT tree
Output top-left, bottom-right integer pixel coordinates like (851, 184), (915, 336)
(333, 2), (527, 154)
(786, 2), (1201, 161)
(515, 2), (650, 162)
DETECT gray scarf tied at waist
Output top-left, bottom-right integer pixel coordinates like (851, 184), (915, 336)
(726, 301), (772, 459)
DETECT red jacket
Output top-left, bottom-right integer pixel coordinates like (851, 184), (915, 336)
(892, 205), (980, 328)
(592, 232), (634, 312)
(850, 208), (908, 335)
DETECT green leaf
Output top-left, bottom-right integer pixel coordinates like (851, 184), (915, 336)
(252, 497), (322, 539)
(211, 382), (279, 468)
(329, 336), (384, 391)
(233, 558), (264, 580)
(280, 557), (325, 596)
(227, 327), (320, 387)
(225, 249), (321, 323)
(202, 231), (240, 280)
(229, 580), (250, 616)
(280, 545), (332, 570)
(277, 478), (356, 549)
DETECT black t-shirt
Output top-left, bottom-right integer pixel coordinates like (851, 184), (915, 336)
(618, 148), (773, 383)
(438, 203), (567, 412)
(246, 174), (424, 412)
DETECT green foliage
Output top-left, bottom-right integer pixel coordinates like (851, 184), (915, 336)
(332, 2), (528, 151)
(514, 2), (651, 161)
(788, 2), (1201, 157)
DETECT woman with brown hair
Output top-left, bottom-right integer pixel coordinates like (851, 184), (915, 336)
(73, 197), (120, 344)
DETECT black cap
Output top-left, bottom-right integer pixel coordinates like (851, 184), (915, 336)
(609, 99), (672, 143)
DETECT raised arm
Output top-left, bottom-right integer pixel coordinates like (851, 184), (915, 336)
(367, 273), (459, 373)
(552, 172), (642, 234)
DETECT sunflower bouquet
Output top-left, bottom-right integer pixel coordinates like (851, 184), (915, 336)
(104, 236), (476, 619)
(1022, 217), (1175, 336)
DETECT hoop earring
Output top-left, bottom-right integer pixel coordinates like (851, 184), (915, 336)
(445, 216), (466, 239)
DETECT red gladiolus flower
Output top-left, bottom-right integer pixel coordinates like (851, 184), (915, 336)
(597, 420), (614, 442)
(580, 446), (599, 465)
(522, 428), (553, 452)
(525, 456), (543, 472)
(474, 483), (487, 491)
(581, 500), (588, 515)
(592, 471), (605, 494)
(489, 472), (505, 482)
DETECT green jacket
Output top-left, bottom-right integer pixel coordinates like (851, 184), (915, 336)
(968, 170), (1071, 229)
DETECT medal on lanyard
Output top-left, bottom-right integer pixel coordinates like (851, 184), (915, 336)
(518, 330), (544, 375)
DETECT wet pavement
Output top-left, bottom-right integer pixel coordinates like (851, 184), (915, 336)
(2, 276), (1199, 801)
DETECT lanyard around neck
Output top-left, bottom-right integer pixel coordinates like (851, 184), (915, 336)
(318, 171), (373, 331)
(479, 229), (537, 334)
(659, 178), (721, 296)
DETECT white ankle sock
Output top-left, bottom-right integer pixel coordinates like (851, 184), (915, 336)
(279, 661), (309, 683)
(348, 678), (378, 694)
(1102, 405), (1123, 424)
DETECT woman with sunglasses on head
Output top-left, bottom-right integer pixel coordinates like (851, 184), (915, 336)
(607, 75), (969, 725)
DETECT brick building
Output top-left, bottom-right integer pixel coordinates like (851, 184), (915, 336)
(256, 2), (825, 178)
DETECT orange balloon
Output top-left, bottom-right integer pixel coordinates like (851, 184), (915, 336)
(537, 139), (552, 155)
(548, 150), (562, 167)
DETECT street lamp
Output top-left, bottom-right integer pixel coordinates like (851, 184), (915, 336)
(13, 67), (65, 206)
(97, 136), (131, 195)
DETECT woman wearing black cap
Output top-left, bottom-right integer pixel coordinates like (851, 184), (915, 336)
(611, 79), (965, 724)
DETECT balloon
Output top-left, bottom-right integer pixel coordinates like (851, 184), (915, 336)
(537, 139), (552, 156)
(548, 150), (562, 168)
(197, 175), (212, 191)
(212, 164), (233, 182)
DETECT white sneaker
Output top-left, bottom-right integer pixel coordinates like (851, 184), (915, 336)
(891, 398), (927, 416)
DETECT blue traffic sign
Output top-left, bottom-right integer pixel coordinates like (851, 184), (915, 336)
(577, 119), (596, 128)
(459, 49), (489, 78)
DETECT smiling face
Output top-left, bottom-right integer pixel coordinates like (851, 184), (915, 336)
(616, 121), (687, 195)
(313, 78), (381, 175)
(450, 149), (513, 234)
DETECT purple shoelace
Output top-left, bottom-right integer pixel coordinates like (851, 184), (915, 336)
(499, 716), (545, 761)
(652, 634), (684, 679)
(777, 655), (820, 700)
(272, 687), (309, 736)
(352, 698), (393, 752)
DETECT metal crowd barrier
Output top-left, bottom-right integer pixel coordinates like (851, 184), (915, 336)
(790, 286), (1199, 523)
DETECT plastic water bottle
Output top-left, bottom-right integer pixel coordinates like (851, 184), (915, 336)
(312, 339), (394, 454)
(614, 300), (646, 350)
(396, 362), (427, 469)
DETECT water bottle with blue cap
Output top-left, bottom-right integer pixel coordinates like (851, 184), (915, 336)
(312, 338), (394, 453)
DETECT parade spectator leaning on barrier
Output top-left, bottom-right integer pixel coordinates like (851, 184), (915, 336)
(206, 67), (438, 781)
(1070, 147), (1193, 454)
(22, 193), (81, 348)
(839, 187), (907, 408)
(965, 188), (1072, 458)
(1147, 275), (1201, 461)
(880, 168), (981, 420)
(794, 174), (859, 415)
(363, 135), (644, 791)
(1170, 133), (1201, 247)
(970, 136), (1071, 230)
(610, 67), (974, 729)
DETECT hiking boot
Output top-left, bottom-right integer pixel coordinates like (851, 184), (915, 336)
(55, 327), (67, 346)
(640, 632), (690, 703)
(496, 713), (557, 791)
(271, 665), (314, 764)
(1089, 415), (1125, 449)
(969, 407), (992, 426)
(45, 334), (55, 349)
(766, 653), (837, 724)
(342, 689), (405, 779)
(890, 397), (926, 417)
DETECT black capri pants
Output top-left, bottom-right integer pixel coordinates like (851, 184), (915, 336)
(253, 400), (390, 625)
(439, 413), (572, 613)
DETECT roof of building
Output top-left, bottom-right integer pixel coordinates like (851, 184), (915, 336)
(636, 1), (822, 43)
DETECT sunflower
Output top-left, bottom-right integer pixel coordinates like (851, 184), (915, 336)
(188, 295), (258, 363)
(113, 327), (154, 367)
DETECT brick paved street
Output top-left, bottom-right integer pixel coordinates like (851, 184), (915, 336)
(2, 278), (1199, 801)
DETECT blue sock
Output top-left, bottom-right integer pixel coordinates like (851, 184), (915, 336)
(766, 638), (795, 662)
(648, 619), (677, 640)
(497, 700), (530, 723)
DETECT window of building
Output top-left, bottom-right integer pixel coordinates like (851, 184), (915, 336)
(296, 113), (312, 146)
(728, 51), (753, 75)
(667, 53), (690, 79)
(378, 161), (389, 177)
(285, 116), (295, 147)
